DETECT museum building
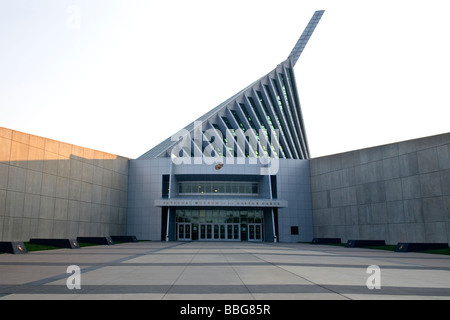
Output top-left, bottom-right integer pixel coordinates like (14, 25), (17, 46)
(1, 11), (449, 245)
(126, 11), (325, 242)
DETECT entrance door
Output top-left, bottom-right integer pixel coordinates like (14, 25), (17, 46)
(213, 224), (227, 240)
(248, 223), (262, 241)
(177, 223), (192, 241)
(199, 223), (213, 240)
(226, 224), (240, 241)
(200, 223), (239, 241)
(240, 224), (247, 241)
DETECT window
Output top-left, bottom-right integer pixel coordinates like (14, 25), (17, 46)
(291, 226), (299, 235)
(222, 117), (235, 136)
(240, 103), (257, 131)
(178, 182), (259, 195)
(162, 175), (170, 198)
(231, 110), (245, 131)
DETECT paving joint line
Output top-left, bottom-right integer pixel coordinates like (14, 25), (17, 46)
(244, 246), (352, 300)
(0, 242), (187, 298)
(223, 245), (256, 300)
(161, 242), (199, 300)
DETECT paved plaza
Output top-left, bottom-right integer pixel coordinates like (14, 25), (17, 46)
(0, 241), (449, 300)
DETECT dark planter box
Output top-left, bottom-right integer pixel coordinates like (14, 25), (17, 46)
(0, 242), (28, 254)
(345, 240), (386, 248)
(77, 237), (114, 245)
(395, 242), (449, 252)
(110, 235), (138, 243)
(311, 238), (341, 245)
(30, 238), (79, 249)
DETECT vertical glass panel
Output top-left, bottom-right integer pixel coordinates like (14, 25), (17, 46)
(214, 225), (219, 239)
(226, 211), (233, 223)
(231, 110), (245, 131)
(199, 210), (206, 223)
(227, 225), (233, 239)
(248, 97), (266, 131)
(192, 224), (198, 240)
(233, 211), (240, 223)
(249, 225), (255, 240)
(234, 225), (239, 239)
(162, 175), (170, 198)
(186, 224), (191, 239)
(220, 210), (227, 218)
(179, 224), (184, 239)
(200, 224), (206, 239)
(240, 103), (257, 130)
(255, 210), (263, 223)
(248, 211), (255, 223)
(240, 210), (247, 224)
(206, 210), (213, 223)
(220, 225), (226, 239)
(240, 224), (247, 241)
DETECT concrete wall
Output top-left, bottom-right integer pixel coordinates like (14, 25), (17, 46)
(127, 158), (170, 241)
(277, 159), (313, 242)
(0, 127), (129, 241)
(310, 133), (450, 244)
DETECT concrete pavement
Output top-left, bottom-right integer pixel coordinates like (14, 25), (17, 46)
(0, 241), (449, 300)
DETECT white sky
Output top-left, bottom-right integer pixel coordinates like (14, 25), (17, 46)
(1, 0), (449, 159)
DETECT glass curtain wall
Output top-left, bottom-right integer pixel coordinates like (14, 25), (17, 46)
(178, 182), (258, 195)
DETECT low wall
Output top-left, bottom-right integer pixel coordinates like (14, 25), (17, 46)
(0, 127), (129, 241)
(310, 133), (450, 244)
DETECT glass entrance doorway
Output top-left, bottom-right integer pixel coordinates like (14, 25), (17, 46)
(199, 223), (240, 241)
(227, 224), (240, 241)
(248, 223), (262, 241)
(175, 208), (264, 241)
(177, 223), (191, 241)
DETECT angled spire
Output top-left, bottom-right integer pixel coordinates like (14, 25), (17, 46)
(139, 11), (325, 160)
(288, 10), (325, 66)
